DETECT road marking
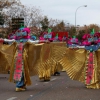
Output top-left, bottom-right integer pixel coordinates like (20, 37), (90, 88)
(7, 97), (17, 100)
(44, 78), (57, 84)
(44, 82), (49, 84)
(51, 78), (57, 81)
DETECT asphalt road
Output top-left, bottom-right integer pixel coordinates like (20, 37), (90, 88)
(0, 72), (100, 100)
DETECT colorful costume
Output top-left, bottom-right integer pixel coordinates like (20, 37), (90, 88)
(8, 27), (32, 91)
(13, 42), (26, 91)
(39, 29), (67, 77)
(68, 36), (79, 48)
(59, 32), (100, 89)
(0, 27), (67, 91)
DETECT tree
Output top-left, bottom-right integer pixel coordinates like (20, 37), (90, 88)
(1, 3), (43, 37)
(0, 0), (22, 28)
(51, 20), (67, 32)
(88, 24), (100, 33)
(77, 30), (85, 41)
(57, 21), (66, 32)
(0, 0), (21, 10)
(40, 16), (49, 32)
(0, 0), (22, 37)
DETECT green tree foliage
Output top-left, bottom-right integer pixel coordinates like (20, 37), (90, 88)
(69, 26), (76, 37)
(77, 30), (85, 41)
(40, 16), (49, 31)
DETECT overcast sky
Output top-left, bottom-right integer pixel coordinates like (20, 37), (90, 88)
(20, 0), (100, 26)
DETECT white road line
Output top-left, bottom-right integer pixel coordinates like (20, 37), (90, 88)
(44, 82), (49, 84)
(7, 97), (17, 100)
(51, 78), (57, 81)
(44, 78), (57, 84)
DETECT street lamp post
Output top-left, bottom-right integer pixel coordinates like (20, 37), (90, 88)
(75, 5), (87, 34)
(67, 23), (70, 35)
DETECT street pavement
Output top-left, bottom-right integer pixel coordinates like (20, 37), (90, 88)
(0, 72), (100, 100)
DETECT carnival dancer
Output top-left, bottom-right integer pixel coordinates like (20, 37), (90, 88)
(7, 26), (32, 91)
(14, 40), (26, 91)
(68, 36), (79, 48)
(59, 29), (100, 89)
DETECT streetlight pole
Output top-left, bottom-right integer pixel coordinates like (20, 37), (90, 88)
(75, 5), (87, 34)
(67, 23), (70, 35)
